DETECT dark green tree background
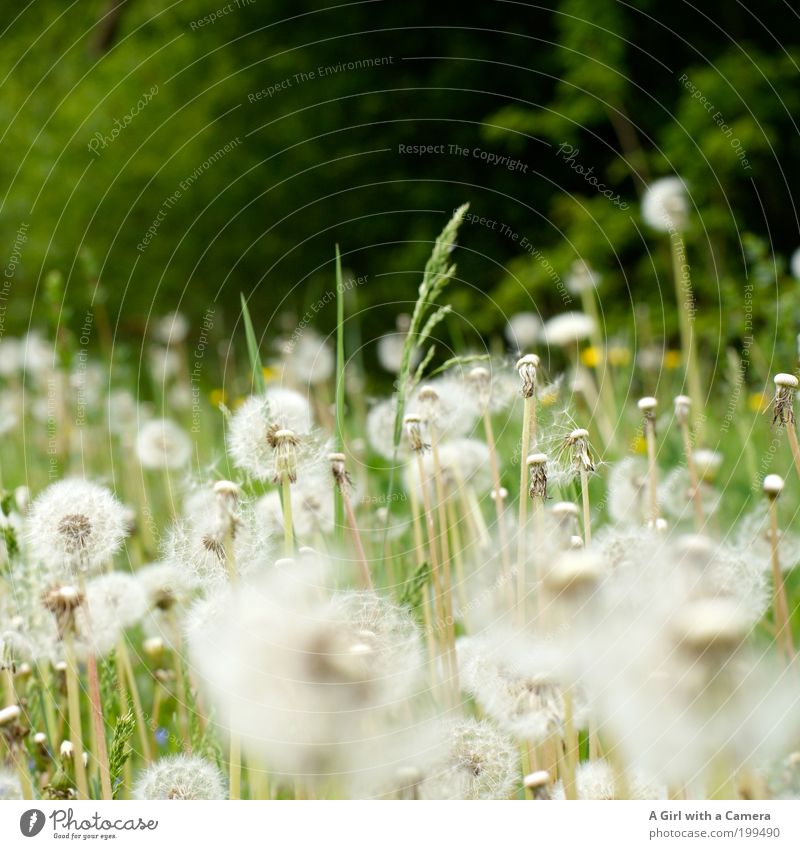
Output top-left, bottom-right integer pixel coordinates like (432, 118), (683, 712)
(2, 0), (798, 350)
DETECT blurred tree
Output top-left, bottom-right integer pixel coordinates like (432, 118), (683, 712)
(0, 0), (797, 356)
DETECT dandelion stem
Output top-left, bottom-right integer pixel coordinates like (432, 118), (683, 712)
(768, 497), (795, 663)
(516, 396), (534, 606)
(482, 409), (510, 569)
(341, 487), (372, 590)
(670, 232), (703, 434)
(579, 466), (592, 546)
(679, 417), (704, 530)
(786, 424), (800, 483)
(280, 472), (294, 556)
(63, 636), (90, 800)
(561, 688), (579, 801)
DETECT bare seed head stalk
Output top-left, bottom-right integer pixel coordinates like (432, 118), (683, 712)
(43, 585), (90, 799)
(516, 354), (540, 600)
(523, 452), (548, 619)
(329, 452), (372, 590)
(213, 479), (240, 582)
(763, 474), (794, 663)
(268, 426), (299, 555)
(674, 394), (704, 530)
(565, 428), (594, 545)
(638, 396), (660, 526)
(772, 373), (800, 481)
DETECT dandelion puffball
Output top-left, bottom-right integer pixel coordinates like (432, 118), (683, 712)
(227, 388), (314, 480)
(505, 312), (543, 351)
(543, 312), (595, 347)
(790, 247), (800, 280)
(642, 177), (689, 232)
(26, 479), (127, 576)
(134, 755), (226, 800)
(136, 418), (192, 470)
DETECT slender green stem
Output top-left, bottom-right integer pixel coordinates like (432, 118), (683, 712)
(670, 232), (703, 434)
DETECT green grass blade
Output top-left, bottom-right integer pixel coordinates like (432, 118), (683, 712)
(240, 292), (266, 395)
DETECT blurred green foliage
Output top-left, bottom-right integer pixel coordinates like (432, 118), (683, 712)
(1, 0), (798, 355)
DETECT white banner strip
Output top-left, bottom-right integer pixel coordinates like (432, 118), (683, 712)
(3, 800), (798, 848)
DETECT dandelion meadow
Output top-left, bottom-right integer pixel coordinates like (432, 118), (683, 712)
(2, 1), (800, 824)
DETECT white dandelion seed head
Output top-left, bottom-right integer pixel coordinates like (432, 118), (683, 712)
(136, 418), (192, 470)
(284, 329), (334, 385)
(134, 755), (226, 800)
(72, 572), (149, 658)
(137, 560), (197, 612)
(607, 457), (649, 525)
(505, 312), (543, 351)
(458, 634), (585, 742)
(152, 311), (190, 346)
(26, 479), (127, 577)
(165, 494), (275, 588)
(658, 468), (721, 522)
(147, 345), (182, 385)
(733, 504), (800, 572)
(0, 337), (22, 377)
(376, 332), (406, 374)
(295, 473), (337, 537)
(790, 247), (800, 281)
(0, 767), (22, 800)
(543, 312), (595, 347)
(565, 260), (601, 295)
(107, 390), (142, 436)
(404, 438), (491, 503)
(642, 176), (689, 232)
(408, 376), (480, 441)
(190, 562), (420, 781)
(365, 398), (402, 460)
(551, 760), (666, 800)
(422, 718), (518, 800)
(253, 490), (284, 537)
(227, 389), (317, 480)
(20, 332), (54, 378)
(692, 449), (723, 480)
